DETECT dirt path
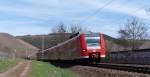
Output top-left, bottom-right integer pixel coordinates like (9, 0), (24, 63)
(0, 60), (31, 77)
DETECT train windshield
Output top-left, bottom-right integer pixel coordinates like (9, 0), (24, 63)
(85, 36), (101, 49)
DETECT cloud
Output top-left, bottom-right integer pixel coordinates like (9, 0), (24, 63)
(0, 0), (150, 37)
(0, 21), (51, 36)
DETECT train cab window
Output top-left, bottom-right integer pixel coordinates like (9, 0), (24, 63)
(85, 36), (101, 49)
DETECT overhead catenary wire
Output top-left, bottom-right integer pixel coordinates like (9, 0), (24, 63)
(121, 5), (150, 23)
(79, 0), (150, 25)
(111, 0), (150, 25)
(78, 0), (115, 25)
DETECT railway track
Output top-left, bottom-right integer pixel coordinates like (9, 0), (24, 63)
(91, 63), (150, 75)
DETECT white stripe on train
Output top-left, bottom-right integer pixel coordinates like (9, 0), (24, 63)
(81, 55), (106, 58)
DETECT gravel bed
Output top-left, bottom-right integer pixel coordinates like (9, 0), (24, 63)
(69, 65), (150, 77)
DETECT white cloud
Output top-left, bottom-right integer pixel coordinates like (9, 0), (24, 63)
(0, 0), (150, 36)
(0, 23), (51, 36)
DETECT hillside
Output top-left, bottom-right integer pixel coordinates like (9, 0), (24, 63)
(18, 33), (122, 51)
(19, 33), (150, 52)
(17, 33), (72, 50)
(0, 33), (39, 58)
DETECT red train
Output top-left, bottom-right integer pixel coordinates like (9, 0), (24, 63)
(36, 32), (107, 64)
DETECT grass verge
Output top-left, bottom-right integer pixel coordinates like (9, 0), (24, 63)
(29, 61), (80, 77)
(0, 59), (18, 72)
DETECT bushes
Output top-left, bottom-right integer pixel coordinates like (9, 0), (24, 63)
(28, 61), (79, 77)
(0, 59), (18, 72)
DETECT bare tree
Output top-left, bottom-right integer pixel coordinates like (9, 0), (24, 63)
(145, 8), (150, 13)
(118, 18), (148, 50)
(52, 23), (67, 33)
(68, 24), (88, 33)
(52, 23), (88, 34)
(69, 24), (85, 33)
(50, 23), (68, 46)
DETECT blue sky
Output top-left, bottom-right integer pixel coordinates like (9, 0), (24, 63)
(0, 0), (150, 37)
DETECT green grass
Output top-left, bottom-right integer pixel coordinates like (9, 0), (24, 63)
(29, 61), (80, 77)
(0, 59), (18, 72)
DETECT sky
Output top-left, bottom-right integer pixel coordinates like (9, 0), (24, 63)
(0, 0), (150, 37)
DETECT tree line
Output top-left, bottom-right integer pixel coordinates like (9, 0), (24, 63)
(51, 23), (87, 34)
(117, 17), (149, 50)
(51, 17), (149, 51)
(20, 17), (149, 51)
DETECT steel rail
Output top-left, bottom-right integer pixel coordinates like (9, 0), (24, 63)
(90, 63), (150, 75)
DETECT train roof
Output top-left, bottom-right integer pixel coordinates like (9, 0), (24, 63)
(85, 33), (101, 37)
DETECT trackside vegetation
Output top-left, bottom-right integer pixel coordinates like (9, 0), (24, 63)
(0, 59), (18, 72)
(29, 61), (79, 77)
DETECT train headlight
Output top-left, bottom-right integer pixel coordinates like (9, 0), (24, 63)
(82, 49), (86, 52)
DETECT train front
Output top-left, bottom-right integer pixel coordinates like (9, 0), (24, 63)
(80, 33), (106, 64)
